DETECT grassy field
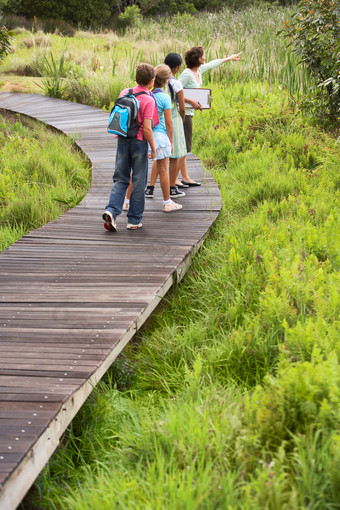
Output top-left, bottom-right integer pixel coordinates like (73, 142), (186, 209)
(1, 6), (339, 510)
(0, 111), (91, 251)
(22, 80), (339, 509)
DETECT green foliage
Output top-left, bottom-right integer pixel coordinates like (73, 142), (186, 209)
(64, 68), (127, 109)
(0, 15), (13, 62)
(2, 13), (76, 35)
(38, 52), (66, 98)
(117, 5), (142, 33)
(249, 353), (340, 449)
(4, 0), (111, 28)
(26, 81), (340, 509)
(1, 7), (311, 101)
(281, 0), (340, 127)
(151, 0), (298, 15)
(0, 112), (90, 251)
(4, 0), (301, 25)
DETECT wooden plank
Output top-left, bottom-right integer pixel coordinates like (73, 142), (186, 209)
(0, 92), (221, 510)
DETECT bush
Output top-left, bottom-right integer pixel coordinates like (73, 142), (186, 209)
(36, 17), (76, 36)
(0, 15), (13, 62)
(249, 353), (340, 450)
(1, 14), (76, 35)
(117, 5), (142, 33)
(4, 0), (111, 29)
(281, 0), (340, 128)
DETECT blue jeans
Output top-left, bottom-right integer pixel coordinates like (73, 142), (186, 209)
(105, 138), (148, 225)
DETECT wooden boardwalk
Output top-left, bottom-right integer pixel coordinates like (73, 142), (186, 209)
(0, 92), (221, 510)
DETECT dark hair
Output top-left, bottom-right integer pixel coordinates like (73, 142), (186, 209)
(168, 82), (175, 102)
(184, 46), (204, 69)
(136, 63), (155, 86)
(164, 52), (183, 70)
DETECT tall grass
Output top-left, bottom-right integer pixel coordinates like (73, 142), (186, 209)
(38, 52), (66, 97)
(24, 82), (340, 509)
(0, 111), (91, 251)
(1, 6), (310, 106)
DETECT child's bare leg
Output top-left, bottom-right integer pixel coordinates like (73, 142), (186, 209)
(169, 157), (183, 187)
(177, 156), (200, 185)
(149, 160), (158, 187)
(178, 156), (190, 182)
(158, 158), (170, 201)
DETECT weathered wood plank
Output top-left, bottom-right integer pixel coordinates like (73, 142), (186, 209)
(0, 92), (221, 510)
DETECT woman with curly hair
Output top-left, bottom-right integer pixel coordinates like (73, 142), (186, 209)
(178, 46), (241, 186)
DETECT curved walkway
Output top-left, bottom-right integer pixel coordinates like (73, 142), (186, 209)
(0, 92), (221, 510)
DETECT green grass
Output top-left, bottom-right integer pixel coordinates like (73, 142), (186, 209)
(23, 82), (340, 509)
(0, 111), (91, 251)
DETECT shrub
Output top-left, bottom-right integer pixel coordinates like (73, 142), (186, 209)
(249, 353), (340, 450)
(5, 0), (111, 29)
(37, 17), (76, 36)
(1, 14), (76, 35)
(281, 0), (340, 128)
(0, 15), (14, 62)
(117, 5), (142, 33)
(0, 13), (32, 30)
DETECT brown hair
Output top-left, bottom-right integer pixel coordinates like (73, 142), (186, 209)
(154, 64), (172, 89)
(136, 63), (155, 86)
(184, 46), (204, 69)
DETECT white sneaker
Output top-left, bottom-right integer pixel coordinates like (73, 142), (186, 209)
(162, 200), (183, 213)
(127, 222), (142, 230)
(123, 201), (129, 211)
(102, 211), (117, 231)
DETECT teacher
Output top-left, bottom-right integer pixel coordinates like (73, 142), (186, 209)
(177, 46), (241, 186)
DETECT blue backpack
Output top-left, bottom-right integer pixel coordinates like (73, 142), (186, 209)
(107, 89), (147, 137)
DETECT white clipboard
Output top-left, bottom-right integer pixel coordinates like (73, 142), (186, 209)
(183, 88), (212, 109)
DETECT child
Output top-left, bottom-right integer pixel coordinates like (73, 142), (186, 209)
(102, 63), (156, 231)
(146, 64), (182, 213)
(145, 52), (187, 200)
(178, 46), (241, 186)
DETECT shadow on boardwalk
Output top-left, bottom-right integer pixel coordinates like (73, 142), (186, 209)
(0, 92), (221, 510)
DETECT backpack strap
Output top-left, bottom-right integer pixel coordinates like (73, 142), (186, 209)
(152, 88), (163, 94)
(123, 89), (147, 98)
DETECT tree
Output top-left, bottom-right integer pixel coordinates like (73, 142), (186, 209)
(281, 0), (340, 127)
(4, 0), (111, 27)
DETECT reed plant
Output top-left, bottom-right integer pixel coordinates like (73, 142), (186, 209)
(38, 52), (66, 97)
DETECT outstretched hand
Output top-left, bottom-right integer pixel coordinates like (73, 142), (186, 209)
(228, 52), (242, 61)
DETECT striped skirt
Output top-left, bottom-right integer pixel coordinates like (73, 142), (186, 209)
(169, 104), (187, 159)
